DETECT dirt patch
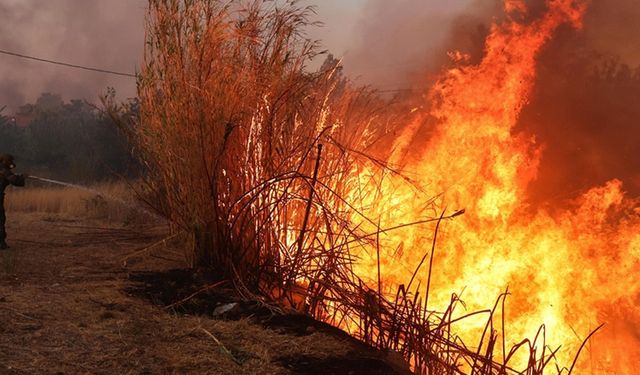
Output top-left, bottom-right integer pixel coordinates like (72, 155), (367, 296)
(0, 213), (411, 375)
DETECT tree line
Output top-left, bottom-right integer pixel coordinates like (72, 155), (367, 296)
(0, 92), (137, 183)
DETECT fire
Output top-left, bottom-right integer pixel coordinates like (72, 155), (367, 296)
(348, 0), (640, 372)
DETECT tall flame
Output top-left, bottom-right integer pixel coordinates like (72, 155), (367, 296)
(351, 0), (640, 372)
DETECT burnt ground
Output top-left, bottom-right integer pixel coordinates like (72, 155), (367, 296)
(0, 213), (411, 375)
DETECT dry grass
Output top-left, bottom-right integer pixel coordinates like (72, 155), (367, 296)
(4, 182), (152, 224)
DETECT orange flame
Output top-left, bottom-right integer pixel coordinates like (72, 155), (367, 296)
(350, 0), (640, 372)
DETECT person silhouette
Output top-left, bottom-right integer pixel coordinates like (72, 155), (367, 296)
(0, 154), (26, 249)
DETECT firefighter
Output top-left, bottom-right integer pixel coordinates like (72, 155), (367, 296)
(0, 154), (26, 249)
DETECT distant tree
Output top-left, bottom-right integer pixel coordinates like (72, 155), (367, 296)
(0, 106), (24, 158)
(5, 93), (136, 182)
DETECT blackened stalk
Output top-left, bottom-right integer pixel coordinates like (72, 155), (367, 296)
(295, 144), (323, 266)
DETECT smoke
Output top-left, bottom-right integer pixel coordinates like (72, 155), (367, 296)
(342, 0), (640, 202)
(582, 0), (640, 63)
(0, 0), (145, 112)
(340, 0), (500, 91)
(517, 0), (640, 203)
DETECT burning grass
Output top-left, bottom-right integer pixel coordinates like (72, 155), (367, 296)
(107, 0), (602, 373)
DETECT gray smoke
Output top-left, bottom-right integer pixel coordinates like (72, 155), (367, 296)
(0, 1), (476, 112)
(0, 0), (145, 112)
(341, 0), (640, 92)
(518, 0), (640, 202)
(340, 0), (500, 91)
(340, 0), (640, 202)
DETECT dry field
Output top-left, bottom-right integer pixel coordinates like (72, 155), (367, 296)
(3, 183), (148, 224)
(0, 187), (409, 374)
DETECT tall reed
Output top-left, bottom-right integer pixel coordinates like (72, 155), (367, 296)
(135, 0), (390, 284)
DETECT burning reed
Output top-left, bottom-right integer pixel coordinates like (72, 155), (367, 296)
(135, 0), (389, 278)
(122, 0), (599, 373)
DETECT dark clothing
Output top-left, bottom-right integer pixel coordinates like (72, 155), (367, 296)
(0, 198), (5, 243)
(0, 166), (25, 192)
(0, 166), (25, 242)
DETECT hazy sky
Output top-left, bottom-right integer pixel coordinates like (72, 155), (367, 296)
(0, 0), (476, 112)
(1, 1), (638, 112)
(0, 0), (146, 111)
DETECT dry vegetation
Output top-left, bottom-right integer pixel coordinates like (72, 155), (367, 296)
(4, 183), (152, 224)
(99, 0), (593, 374)
(130, 0), (395, 275)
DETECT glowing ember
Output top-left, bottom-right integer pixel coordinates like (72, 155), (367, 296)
(348, 0), (640, 372)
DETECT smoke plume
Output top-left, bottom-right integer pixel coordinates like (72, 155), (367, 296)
(344, 0), (640, 202)
(0, 0), (144, 112)
(518, 0), (640, 202)
(340, 0), (504, 90)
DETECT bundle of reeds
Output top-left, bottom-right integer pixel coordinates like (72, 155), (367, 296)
(135, 0), (388, 289)
(125, 1), (592, 373)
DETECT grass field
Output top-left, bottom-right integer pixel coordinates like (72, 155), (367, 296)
(4, 182), (153, 224)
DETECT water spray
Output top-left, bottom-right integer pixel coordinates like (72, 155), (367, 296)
(27, 175), (126, 203)
(28, 176), (103, 193)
